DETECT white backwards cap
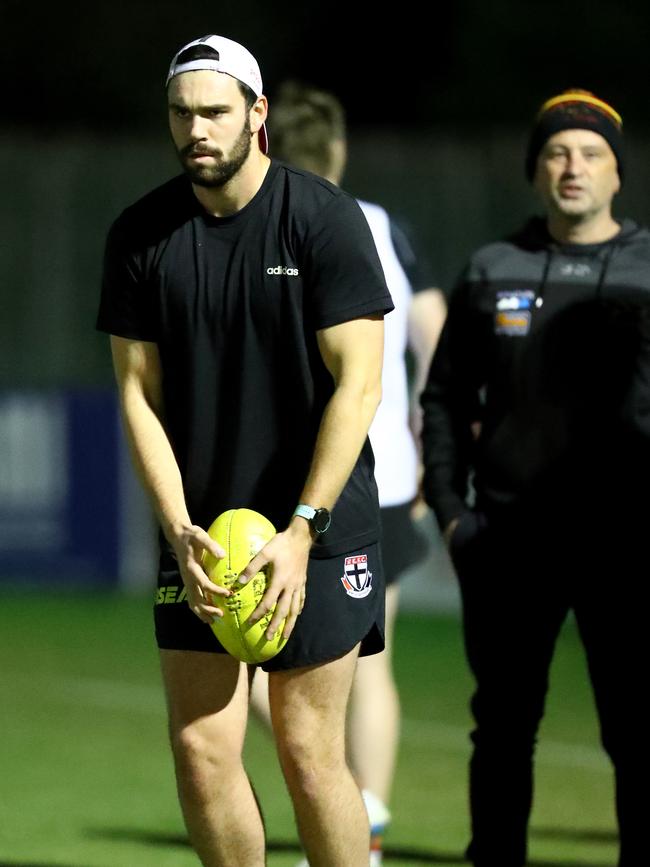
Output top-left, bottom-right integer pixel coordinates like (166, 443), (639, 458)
(166, 34), (268, 154)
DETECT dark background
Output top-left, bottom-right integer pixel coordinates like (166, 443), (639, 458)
(3, 0), (649, 133)
(2, 0), (650, 387)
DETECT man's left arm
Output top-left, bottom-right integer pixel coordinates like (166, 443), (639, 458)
(240, 313), (385, 641)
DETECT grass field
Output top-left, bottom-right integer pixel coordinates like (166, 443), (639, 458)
(0, 592), (618, 867)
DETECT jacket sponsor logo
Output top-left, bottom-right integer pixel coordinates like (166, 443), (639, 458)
(495, 311), (531, 335)
(266, 265), (300, 276)
(560, 263), (591, 277)
(496, 291), (534, 311)
(340, 554), (373, 599)
(495, 290), (534, 336)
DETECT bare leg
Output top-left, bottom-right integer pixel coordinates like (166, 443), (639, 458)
(270, 646), (369, 867)
(249, 663), (272, 728)
(348, 583), (401, 804)
(160, 650), (265, 867)
(251, 586), (401, 804)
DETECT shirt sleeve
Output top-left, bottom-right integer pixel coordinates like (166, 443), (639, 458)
(303, 193), (395, 330)
(96, 217), (158, 342)
(389, 217), (438, 294)
(420, 268), (483, 529)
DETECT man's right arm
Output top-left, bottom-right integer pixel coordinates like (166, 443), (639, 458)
(419, 278), (481, 542)
(110, 336), (228, 622)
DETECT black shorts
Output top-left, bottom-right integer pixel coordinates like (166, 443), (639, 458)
(380, 502), (429, 585)
(153, 542), (385, 672)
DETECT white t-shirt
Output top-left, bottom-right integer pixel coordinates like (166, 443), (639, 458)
(359, 200), (420, 508)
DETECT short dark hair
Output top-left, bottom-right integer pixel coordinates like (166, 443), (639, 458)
(268, 81), (346, 177)
(237, 80), (257, 111)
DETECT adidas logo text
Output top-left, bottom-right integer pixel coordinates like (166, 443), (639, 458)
(266, 265), (300, 276)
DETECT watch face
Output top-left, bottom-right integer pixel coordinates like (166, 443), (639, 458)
(313, 508), (331, 534)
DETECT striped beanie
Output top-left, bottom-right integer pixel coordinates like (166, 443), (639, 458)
(525, 89), (623, 182)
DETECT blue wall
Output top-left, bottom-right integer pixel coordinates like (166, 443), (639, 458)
(0, 390), (121, 585)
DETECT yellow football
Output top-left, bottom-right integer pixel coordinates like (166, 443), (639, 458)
(202, 508), (288, 664)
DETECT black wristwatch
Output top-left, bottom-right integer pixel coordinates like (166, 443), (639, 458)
(293, 504), (332, 535)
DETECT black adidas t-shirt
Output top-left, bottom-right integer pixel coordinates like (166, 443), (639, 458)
(97, 160), (394, 557)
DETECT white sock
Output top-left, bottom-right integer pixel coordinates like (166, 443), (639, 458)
(362, 788), (391, 832)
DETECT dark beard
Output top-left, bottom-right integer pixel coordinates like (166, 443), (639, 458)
(177, 116), (252, 188)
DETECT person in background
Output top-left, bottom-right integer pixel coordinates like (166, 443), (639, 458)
(249, 81), (447, 866)
(421, 88), (649, 867)
(97, 35), (394, 867)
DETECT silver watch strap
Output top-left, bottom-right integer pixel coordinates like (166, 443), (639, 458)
(293, 504), (317, 521)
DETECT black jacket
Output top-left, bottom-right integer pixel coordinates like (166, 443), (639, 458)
(421, 216), (650, 530)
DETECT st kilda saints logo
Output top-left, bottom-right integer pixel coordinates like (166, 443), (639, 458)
(340, 554), (373, 599)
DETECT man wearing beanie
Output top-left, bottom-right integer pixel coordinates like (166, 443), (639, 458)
(421, 89), (648, 866)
